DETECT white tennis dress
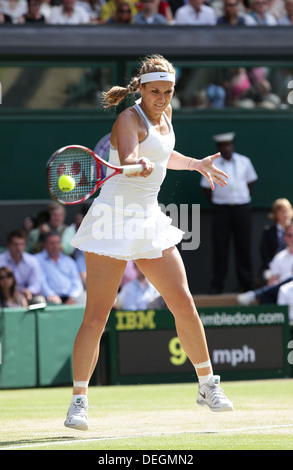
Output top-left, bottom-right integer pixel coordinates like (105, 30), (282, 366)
(71, 104), (184, 260)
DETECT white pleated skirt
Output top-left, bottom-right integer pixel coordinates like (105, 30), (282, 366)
(71, 198), (184, 261)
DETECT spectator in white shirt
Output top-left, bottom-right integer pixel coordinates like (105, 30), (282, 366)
(278, 0), (293, 24)
(0, 0), (27, 22)
(116, 264), (161, 310)
(239, 222), (293, 306)
(49, 0), (90, 24)
(245, 0), (278, 25)
(35, 231), (84, 305)
(175, 0), (217, 25)
(277, 280), (293, 322)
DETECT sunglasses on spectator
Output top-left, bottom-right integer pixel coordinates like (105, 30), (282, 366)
(0, 272), (14, 280)
(119, 9), (131, 13)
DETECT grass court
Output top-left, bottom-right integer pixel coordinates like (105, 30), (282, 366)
(1, 379), (293, 451)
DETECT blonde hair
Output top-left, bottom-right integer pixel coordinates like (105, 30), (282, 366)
(269, 198), (293, 222)
(102, 54), (175, 109)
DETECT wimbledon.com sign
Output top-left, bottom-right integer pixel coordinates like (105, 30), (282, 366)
(199, 310), (286, 327)
(198, 305), (292, 374)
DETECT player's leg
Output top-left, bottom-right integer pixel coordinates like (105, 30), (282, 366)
(135, 246), (233, 412)
(135, 247), (210, 368)
(65, 252), (126, 430)
(73, 252), (126, 392)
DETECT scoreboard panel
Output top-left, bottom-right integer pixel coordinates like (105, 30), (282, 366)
(106, 306), (292, 384)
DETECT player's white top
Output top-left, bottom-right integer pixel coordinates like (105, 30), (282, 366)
(71, 104), (184, 260)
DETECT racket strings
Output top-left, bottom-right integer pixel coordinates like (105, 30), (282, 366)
(49, 148), (99, 203)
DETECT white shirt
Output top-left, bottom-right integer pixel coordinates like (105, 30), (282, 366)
(269, 248), (293, 282)
(200, 152), (258, 205)
(244, 12), (278, 25)
(175, 4), (217, 25)
(0, 0), (27, 21)
(49, 5), (90, 24)
(277, 280), (293, 321)
(117, 278), (159, 310)
(35, 250), (83, 299)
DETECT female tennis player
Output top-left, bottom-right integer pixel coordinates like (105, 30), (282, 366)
(65, 54), (233, 431)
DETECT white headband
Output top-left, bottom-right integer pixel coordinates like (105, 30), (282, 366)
(140, 72), (176, 84)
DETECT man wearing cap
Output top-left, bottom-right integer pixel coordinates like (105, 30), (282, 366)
(200, 132), (258, 294)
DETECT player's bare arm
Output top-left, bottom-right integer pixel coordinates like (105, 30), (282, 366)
(167, 151), (228, 191)
(111, 109), (154, 177)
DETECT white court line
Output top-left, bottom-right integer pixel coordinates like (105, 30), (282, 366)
(1, 423), (293, 450)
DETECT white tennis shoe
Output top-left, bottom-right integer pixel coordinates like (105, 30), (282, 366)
(197, 375), (234, 412)
(64, 395), (89, 431)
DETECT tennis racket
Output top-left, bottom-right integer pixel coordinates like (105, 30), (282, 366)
(47, 144), (143, 205)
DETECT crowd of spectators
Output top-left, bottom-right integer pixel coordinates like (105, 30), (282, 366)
(0, 0), (292, 25)
(0, 202), (89, 307)
(1, 196), (293, 322)
(0, 201), (163, 309)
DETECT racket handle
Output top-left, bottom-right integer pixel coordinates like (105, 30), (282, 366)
(121, 164), (144, 175)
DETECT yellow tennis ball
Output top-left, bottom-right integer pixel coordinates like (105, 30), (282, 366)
(58, 175), (75, 192)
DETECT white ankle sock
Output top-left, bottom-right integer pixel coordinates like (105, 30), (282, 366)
(198, 373), (213, 386)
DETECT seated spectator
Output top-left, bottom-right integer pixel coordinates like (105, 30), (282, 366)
(26, 202), (67, 254)
(0, 0), (27, 22)
(238, 221), (293, 305)
(267, 0), (286, 20)
(225, 67), (252, 107)
(245, 0), (278, 24)
(259, 198), (293, 280)
(206, 83), (226, 108)
(217, 0), (247, 24)
(277, 279), (293, 322)
(107, 0), (133, 23)
(76, 0), (103, 22)
(24, 0), (46, 22)
(211, 0), (247, 17)
(0, 229), (41, 304)
(0, 267), (27, 308)
(278, 0), (293, 24)
(62, 211), (84, 255)
(116, 264), (162, 310)
(100, 0), (137, 22)
(49, 0), (90, 23)
(40, 0), (53, 21)
(154, 0), (174, 23)
(119, 260), (138, 289)
(175, 0), (217, 25)
(61, 201), (90, 255)
(134, 0), (167, 24)
(247, 67), (277, 107)
(35, 231), (84, 305)
(73, 248), (86, 288)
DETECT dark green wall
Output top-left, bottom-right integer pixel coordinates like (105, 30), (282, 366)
(1, 109), (292, 208)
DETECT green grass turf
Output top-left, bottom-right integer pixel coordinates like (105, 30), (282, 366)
(1, 379), (293, 450)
